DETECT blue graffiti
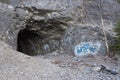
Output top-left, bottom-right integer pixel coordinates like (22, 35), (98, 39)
(75, 43), (98, 55)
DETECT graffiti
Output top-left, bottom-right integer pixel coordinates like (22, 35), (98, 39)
(74, 42), (101, 56)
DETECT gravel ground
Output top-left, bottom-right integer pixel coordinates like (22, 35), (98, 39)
(0, 41), (120, 80)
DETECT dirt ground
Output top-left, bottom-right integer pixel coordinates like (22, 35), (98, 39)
(0, 41), (120, 80)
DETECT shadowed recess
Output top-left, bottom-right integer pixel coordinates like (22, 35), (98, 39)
(17, 28), (43, 56)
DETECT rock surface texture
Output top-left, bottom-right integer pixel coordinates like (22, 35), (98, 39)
(0, 41), (120, 80)
(0, 0), (120, 80)
(0, 0), (120, 55)
(0, 3), (25, 49)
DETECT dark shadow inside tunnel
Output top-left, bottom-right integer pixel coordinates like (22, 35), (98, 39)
(17, 28), (43, 56)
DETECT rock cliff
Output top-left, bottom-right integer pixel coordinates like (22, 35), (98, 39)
(0, 0), (120, 55)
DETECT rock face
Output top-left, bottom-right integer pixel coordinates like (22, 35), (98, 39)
(0, 0), (120, 55)
(0, 3), (24, 49)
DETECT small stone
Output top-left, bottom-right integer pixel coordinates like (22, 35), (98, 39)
(26, 56), (31, 59)
(8, 5), (14, 9)
(93, 66), (101, 72)
(51, 60), (62, 64)
(110, 70), (118, 75)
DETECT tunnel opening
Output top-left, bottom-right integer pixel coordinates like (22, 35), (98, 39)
(17, 28), (44, 56)
(17, 18), (67, 56)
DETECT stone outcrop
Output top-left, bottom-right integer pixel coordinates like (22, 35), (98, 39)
(0, 0), (120, 55)
(0, 3), (24, 49)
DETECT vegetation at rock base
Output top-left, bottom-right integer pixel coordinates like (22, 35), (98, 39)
(110, 20), (120, 54)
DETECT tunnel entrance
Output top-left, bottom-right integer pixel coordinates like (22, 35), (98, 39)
(17, 19), (67, 56)
(17, 28), (43, 56)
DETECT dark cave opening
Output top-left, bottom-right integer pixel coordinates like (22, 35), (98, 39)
(17, 28), (42, 56)
(17, 20), (66, 56)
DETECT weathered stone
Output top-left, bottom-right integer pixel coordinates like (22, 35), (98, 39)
(0, 0), (120, 55)
(0, 3), (24, 49)
(18, 0), (119, 55)
(60, 24), (106, 55)
(93, 66), (101, 72)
